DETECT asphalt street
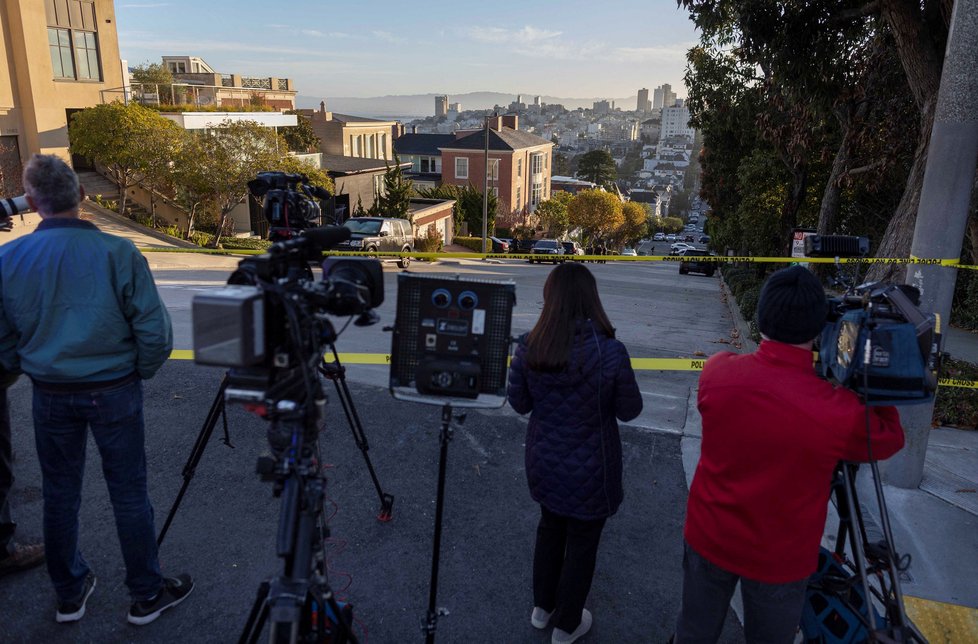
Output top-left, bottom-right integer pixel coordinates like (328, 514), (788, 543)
(0, 257), (746, 642)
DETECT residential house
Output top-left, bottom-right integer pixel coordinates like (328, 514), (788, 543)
(319, 154), (411, 221)
(304, 102), (397, 160)
(130, 55), (297, 110)
(0, 0), (126, 184)
(392, 133), (454, 191)
(438, 114), (553, 230)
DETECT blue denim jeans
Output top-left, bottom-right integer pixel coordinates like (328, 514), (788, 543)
(33, 379), (163, 602)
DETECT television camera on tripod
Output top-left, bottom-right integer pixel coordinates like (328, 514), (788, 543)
(187, 172), (386, 643)
(802, 234), (942, 643)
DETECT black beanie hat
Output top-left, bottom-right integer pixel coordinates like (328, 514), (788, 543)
(756, 266), (828, 344)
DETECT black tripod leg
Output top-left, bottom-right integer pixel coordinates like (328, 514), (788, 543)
(320, 349), (394, 520)
(157, 374), (231, 546)
(422, 404), (454, 644)
(239, 581), (270, 644)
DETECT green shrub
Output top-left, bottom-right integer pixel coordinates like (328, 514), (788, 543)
(452, 236), (487, 252)
(738, 283), (762, 322)
(416, 226), (444, 253)
(933, 357), (978, 429)
(220, 237), (271, 251)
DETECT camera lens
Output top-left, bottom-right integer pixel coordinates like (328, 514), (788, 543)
(432, 288), (451, 308)
(458, 291), (478, 311)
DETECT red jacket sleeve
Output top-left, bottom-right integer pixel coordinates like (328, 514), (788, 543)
(840, 404), (905, 462)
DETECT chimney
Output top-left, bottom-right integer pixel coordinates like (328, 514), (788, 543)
(488, 115), (503, 131)
(501, 114), (518, 130)
(319, 99), (332, 121)
(412, 125), (418, 134)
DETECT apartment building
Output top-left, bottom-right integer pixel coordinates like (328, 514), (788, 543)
(1, 0), (126, 187)
(438, 114), (553, 229)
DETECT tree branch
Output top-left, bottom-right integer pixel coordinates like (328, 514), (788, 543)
(831, 1), (880, 23)
(847, 159), (887, 176)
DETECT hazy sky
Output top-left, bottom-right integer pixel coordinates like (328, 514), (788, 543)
(115, 0), (699, 99)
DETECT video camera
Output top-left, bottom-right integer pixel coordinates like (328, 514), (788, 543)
(806, 235), (943, 404)
(191, 224), (383, 420)
(247, 171), (331, 242)
(0, 194), (30, 231)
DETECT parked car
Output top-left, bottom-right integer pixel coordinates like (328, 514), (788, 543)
(678, 248), (717, 276)
(337, 216), (415, 268)
(511, 238), (536, 253)
(670, 242), (695, 255)
(653, 232), (666, 242)
(561, 241), (585, 257)
(620, 247), (638, 256)
(489, 236), (510, 253)
(529, 239), (565, 263)
(683, 234), (695, 242)
(666, 234), (677, 242)
(699, 235), (711, 244)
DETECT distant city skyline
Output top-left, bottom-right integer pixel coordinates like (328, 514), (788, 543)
(114, 0), (698, 100)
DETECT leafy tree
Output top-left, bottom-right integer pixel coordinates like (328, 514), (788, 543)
(173, 120), (283, 246)
(617, 201), (649, 246)
(130, 62), (175, 104)
(576, 150), (617, 186)
(567, 189), (623, 247)
(534, 190), (574, 237)
(553, 152), (570, 176)
(281, 111), (321, 154)
(416, 184), (497, 237)
(69, 102), (183, 216)
(371, 151), (413, 220)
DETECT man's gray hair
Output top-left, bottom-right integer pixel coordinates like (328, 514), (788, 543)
(22, 154), (81, 215)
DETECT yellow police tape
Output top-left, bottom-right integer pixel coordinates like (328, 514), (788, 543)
(136, 247), (965, 266)
(166, 350), (978, 389)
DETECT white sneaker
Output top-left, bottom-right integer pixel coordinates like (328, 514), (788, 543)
(531, 606), (553, 629)
(552, 608), (592, 643)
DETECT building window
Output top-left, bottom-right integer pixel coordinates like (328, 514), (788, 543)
(74, 31), (100, 80)
(380, 133), (387, 159)
(373, 174), (384, 197)
(48, 29), (74, 79)
(45, 0), (101, 82)
(531, 153), (543, 175)
(455, 157), (468, 179)
(486, 159), (499, 181)
(491, 187), (498, 197)
(516, 186), (521, 209)
(531, 182), (543, 207)
(517, 158), (522, 177)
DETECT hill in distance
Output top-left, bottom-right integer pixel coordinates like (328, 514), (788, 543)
(296, 91), (639, 119)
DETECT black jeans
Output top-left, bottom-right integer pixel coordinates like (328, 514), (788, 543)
(674, 541), (808, 644)
(533, 505), (607, 633)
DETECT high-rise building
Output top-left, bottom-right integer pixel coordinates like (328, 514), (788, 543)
(534, 96), (541, 107)
(662, 84), (676, 109)
(653, 87), (664, 110)
(660, 103), (694, 141)
(435, 95), (448, 117)
(637, 88), (650, 112)
(593, 100), (611, 114)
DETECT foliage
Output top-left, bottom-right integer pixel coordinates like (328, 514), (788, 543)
(272, 155), (334, 195)
(172, 120), (284, 246)
(371, 151), (413, 219)
(415, 226), (444, 253)
(576, 150), (616, 186)
(281, 111), (320, 153)
(553, 152), (570, 176)
(150, 104), (275, 113)
(130, 62), (174, 104)
(450, 236), (487, 252)
(933, 357), (978, 429)
(618, 201), (649, 246)
(69, 102), (183, 216)
(567, 189), (623, 246)
(416, 184), (496, 237)
(534, 190), (574, 237)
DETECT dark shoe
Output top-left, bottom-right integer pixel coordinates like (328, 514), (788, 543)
(0, 542), (45, 578)
(56, 572), (96, 623)
(127, 574), (194, 625)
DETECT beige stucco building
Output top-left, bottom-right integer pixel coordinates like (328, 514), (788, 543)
(0, 0), (125, 191)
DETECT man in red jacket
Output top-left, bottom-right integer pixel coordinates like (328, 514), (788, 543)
(674, 265), (905, 643)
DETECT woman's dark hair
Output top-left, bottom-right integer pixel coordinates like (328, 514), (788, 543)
(526, 263), (615, 371)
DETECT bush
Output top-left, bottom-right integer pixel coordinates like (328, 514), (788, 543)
(933, 357), (978, 429)
(220, 237), (271, 251)
(415, 226), (444, 253)
(452, 236), (487, 252)
(150, 104), (275, 113)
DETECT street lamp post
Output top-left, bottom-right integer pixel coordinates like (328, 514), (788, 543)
(482, 114), (490, 253)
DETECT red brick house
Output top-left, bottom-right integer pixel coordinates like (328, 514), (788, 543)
(439, 115), (553, 230)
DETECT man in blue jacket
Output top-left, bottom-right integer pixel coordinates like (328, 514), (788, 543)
(0, 155), (193, 625)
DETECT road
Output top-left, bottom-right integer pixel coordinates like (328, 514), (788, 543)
(1, 254), (746, 643)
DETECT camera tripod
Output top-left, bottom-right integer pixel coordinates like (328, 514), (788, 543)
(807, 460), (927, 643)
(157, 347), (394, 546)
(239, 410), (357, 644)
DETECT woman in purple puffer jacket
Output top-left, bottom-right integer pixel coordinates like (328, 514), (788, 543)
(507, 262), (643, 644)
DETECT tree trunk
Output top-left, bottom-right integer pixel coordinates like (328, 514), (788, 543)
(818, 131), (852, 235)
(880, 0), (943, 111)
(867, 105), (936, 282)
(780, 166), (808, 256)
